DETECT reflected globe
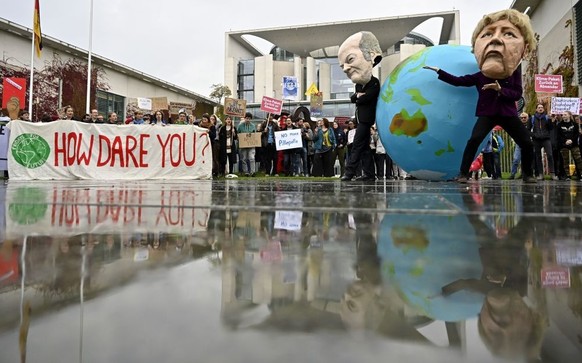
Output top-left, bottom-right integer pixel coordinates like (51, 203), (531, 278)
(377, 196), (483, 321)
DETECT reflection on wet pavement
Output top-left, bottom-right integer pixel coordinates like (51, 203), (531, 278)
(0, 179), (581, 362)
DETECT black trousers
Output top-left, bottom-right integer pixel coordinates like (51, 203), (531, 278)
(460, 116), (534, 177)
(345, 122), (375, 178)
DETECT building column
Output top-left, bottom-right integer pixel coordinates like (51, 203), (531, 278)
(305, 57), (316, 101)
(318, 62), (331, 100)
(294, 56), (303, 99)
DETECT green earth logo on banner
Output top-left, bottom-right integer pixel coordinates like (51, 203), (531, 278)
(11, 133), (51, 168)
(9, 187), (48, 225)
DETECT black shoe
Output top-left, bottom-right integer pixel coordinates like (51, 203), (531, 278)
(355, 175), (376, 182)
(523, 175), (537, 184)
(340, 175), (354, 182)
(452, 173), (469, 183)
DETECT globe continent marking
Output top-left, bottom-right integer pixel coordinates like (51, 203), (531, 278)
(376, 45), (482, 180)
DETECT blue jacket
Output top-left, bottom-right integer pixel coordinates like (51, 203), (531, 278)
(313, 127), (336, 152)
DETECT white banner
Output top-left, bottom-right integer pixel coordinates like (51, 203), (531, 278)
(550, 97), (580, 114)
(4, 181), (212, 238)
(274, 129), (302, 151)
(0, 121), (9, 171)
(7, 121), (212, 180)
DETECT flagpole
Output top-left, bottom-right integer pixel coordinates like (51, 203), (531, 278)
(28, 0), (36, 118)
(85, 0), (94, 114)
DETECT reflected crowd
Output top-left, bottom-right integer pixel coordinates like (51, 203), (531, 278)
(0, 180), (581, 362)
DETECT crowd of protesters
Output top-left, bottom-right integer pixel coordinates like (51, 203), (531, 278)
(509, 103), (582, 180)
(9, 103), (582, 181)
(0, 105), (412, 180)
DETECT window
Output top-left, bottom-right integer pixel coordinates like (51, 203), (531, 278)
(237, 59), (255, 103)
(96, 90), (125, 120)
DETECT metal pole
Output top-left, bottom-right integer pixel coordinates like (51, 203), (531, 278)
(28, 0), (36, 118)
(85, 0), (94, 114)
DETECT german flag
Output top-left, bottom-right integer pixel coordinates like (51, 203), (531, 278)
(33, 0), (43, 58)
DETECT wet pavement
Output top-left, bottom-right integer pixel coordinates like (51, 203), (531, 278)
(0, 178), (581, 363)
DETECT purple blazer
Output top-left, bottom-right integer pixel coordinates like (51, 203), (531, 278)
(437, 68), (522, 117)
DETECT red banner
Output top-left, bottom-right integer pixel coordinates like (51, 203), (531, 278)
(535, 74), (563, 93)
(2, 77), (27, 109)
(260, 96), (283, 114)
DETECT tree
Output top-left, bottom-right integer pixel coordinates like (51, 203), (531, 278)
(40, 55), (109, 119)
(209, 83), (231, 120)
(0, 55), (108, 121)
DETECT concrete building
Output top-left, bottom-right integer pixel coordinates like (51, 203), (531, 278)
(224, 11), (460, 119)
(0, 17), (216, 121)
(511, 0), (581, 103)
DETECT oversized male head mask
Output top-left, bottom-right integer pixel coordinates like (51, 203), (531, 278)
(338, 31), (382, 86)
(472, 9), (536, 79)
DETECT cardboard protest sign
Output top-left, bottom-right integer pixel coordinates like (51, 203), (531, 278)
(238, 132), (262, 148)
(224, 98), (246, 117)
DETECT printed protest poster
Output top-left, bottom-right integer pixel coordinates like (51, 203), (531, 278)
(550, 97), (580, 114)
(260, 96), (283, 114)
(535, 74), (563, 93)
(310, 92), (323, 117)
(224, 98), (246, 117)
(282, 76), (298, 101)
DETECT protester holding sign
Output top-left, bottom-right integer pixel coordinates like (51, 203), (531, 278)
(237, 112), (257, 176)
(280, 117), (301, 176)
(312, 118), (336, 177)
(260, 114), (280, 176)
(530, 104), (557, 180)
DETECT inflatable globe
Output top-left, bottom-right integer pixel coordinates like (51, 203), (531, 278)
(377, 45), (484, 180)
(377, 195), (483, 322)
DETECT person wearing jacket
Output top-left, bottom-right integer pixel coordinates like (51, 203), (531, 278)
(529, 104), (557, 180)
(312, 118), (337, 177)
(556, 111), (582, 179)
(424, 9), (537, 183)
(218, 116), (238, 176)
(338, 31), (382, 182)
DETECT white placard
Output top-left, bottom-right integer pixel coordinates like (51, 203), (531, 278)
(274, 210), (303, 231)
(347, 129), (356, 145)
(137, 97), (152, 111)
(274, 129), (302, 151)
(550, 97), (580, 114)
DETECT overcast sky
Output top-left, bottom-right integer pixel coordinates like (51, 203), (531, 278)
(2, 0), (513, 98)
